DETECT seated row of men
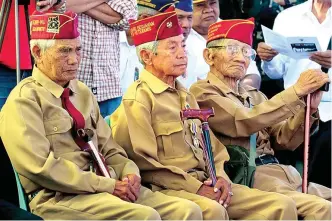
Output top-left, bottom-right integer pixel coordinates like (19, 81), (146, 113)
(0, 5), (331, 221)
(119, 0), (262, 94)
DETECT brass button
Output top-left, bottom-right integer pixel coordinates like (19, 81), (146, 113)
(53, 127), (58, 132)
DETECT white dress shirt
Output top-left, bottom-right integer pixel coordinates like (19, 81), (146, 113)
(262, 0), (332, 122)
(119, 31), (143, 93)
(185, 28), (261, 86)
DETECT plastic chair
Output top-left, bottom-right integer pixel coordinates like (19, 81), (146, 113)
(0, 137), (29, 211)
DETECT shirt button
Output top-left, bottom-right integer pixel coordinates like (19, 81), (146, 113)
(53, 127), (58, 132)
(296, 105), (301, 110)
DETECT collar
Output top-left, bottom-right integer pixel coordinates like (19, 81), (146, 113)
(32, 66), (79, 98)
(304, 0), (331, 16)
(139, 69), (189, 94)
(207, 72), (254, 100)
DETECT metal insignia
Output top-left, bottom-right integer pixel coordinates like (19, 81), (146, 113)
(166, 22), (172, 28)
(47, 16), (60, 33)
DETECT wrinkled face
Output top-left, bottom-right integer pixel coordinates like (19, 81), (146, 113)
(207, 39), (251, 80)
(175, 8), (193, 40)
(36, 38), (81, 86)
(193, 0), (219, 32)
(152, 35), (188, 77)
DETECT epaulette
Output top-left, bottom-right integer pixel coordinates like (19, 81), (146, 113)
(123, 80), (143, 100)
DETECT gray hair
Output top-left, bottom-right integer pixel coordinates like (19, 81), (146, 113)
(30, 39), (56, 59)
(206, 39), (229, 48)
(136, 41), (159, 65)
(138, 5), (159, 17)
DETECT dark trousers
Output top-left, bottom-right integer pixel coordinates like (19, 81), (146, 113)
(308, 120), (331, 188)
(0, 199), (42, 220)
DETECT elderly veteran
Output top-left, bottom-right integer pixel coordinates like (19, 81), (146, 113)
(120, 0), (198, 94)
(190, 18), (332, 220)
(0, 11), (203, 220)
(111, 8), (298, 220)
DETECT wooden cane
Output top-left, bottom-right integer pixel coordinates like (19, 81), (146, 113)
(302, 94), (311, 193)
(180, 108), (217, 185)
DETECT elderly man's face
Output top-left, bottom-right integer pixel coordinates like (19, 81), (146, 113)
(152, 35), (188, 77)
(193, 0), (219, 33)
(36, 38), (81, 86)
(175, 8), (193, 40)
(207, 39), (251, 79)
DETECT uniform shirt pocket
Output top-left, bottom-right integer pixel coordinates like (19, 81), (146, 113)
(153, 121), (186, 159)
(44, 117), (78, 155)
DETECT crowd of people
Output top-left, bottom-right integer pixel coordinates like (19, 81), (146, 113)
(0, 0), (331, 220)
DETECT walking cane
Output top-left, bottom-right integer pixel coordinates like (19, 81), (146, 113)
(180, 108), (218, 186)
(77, 129), (111, 178)
(302, 94), (311, 193)
(303, 38), (331, 193)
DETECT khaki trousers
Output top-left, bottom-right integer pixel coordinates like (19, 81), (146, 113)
(254, 164), (332, 220)
(161, 183), (298, 220)
(29, 186), (203, 220)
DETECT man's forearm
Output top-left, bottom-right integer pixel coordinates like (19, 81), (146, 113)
(84, 3), (122, 25)
(66, 0), (105, 13)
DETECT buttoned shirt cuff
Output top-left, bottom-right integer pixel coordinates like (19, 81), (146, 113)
(279, 86), (305, 114)
(95, 176), (116, 194)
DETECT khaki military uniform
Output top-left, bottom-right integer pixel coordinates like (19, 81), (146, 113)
(0, 67), (203, 220)
(111, 69), (298, 220)
(191, 71), (332, 220)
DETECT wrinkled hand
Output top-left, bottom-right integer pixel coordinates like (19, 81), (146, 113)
(37, 0), (65, 12)
(203, 178), (232, 208)
(113, 179), (138, 202)
(123, 174), (141, 199)
(293, 69), (330, 97)
(257, 42), (279, 61)
(197, 182), (221, 202)
(310, 90), (324, 114)
(310, 50), (331, 69)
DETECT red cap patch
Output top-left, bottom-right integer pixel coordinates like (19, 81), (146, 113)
(207, 18), (255, 46)
(130, 6), (183, 46)
(30, 11), (79, 40)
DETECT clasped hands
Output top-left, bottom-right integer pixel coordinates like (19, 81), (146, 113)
(197, 177), (233, 208)
(113, 174), (141, 202)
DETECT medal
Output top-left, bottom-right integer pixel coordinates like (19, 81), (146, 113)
(190, 121), (200, 149)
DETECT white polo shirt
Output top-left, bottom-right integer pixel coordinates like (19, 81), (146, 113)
(262, 0), (332, 122)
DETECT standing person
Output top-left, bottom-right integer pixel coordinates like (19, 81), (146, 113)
(0, 10), (203, 220)
(191, 18), (331, 220)
(67, 0), (138, 117)
(187, 0), (262, 89)
(257, 0), (331, 187)
(111, 8), (299, 220)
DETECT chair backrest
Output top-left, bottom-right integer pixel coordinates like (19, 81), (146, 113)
(0, 137), (29, 211)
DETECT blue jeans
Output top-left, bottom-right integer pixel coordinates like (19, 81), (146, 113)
(98, 96), (122, 118)
(0, 65), (32, 109)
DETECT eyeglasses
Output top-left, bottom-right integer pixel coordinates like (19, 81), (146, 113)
(208, 45), (257, 61)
